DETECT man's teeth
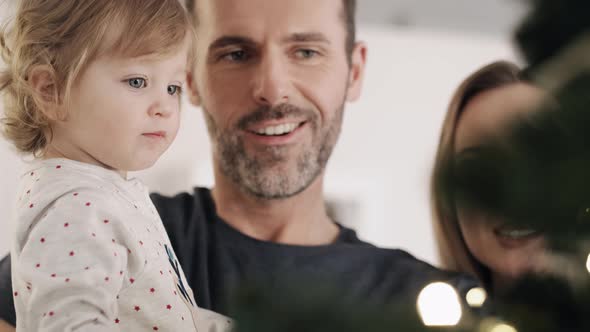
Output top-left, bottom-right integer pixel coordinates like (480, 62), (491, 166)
(255, 123), (299, 136)
(498, 229), (538, 239)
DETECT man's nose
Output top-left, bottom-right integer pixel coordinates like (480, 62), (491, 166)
(252, 54), (291, 107)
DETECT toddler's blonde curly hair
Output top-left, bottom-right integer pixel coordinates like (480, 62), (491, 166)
(1, 0), (196, 156)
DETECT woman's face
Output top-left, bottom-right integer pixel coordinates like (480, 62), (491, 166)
(454, 83), (547, 286)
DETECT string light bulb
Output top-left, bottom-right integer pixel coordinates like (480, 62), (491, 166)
(417, 282), (462, 326)
(466, 287), (487, 308)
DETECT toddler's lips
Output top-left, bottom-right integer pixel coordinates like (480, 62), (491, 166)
(142, 131), (166, 138)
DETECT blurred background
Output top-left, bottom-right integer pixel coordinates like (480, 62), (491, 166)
(0, 0), (527, 265)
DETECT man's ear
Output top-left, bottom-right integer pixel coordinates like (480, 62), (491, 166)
(346, 41), (368, 103)
(186, 71), (201, 107)
(28, 65), (61, 120)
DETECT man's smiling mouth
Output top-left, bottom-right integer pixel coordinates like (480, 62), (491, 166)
(249, 121), (306, 136)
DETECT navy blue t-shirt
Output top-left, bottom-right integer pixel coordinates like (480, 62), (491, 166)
(0, 187), (476, 325)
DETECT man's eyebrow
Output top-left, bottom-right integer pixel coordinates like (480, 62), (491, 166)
(283, 32), (331, 44)
(209, 36), (257, 51)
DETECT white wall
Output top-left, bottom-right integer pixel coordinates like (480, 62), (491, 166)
(0, 0), (18, 257)
(0, 24), (518, 265)
(357, 0), (527, 36)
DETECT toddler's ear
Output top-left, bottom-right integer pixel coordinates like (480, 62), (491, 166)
(186, 71), (201, 107)
(28, 65), (61, 120)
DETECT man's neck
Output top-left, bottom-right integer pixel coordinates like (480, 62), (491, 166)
(211, 173), (339, 246)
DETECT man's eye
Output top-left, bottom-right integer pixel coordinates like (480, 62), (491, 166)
(167, 85), (182, 96)
(222, 50), (249, 62)
(295, 49), (319, 59)
(128, 78), (146, 89)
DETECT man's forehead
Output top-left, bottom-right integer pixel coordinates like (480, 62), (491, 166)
(193, 0), (345, 37)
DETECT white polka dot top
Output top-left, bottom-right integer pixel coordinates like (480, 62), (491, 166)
(10, 158), (233, 332)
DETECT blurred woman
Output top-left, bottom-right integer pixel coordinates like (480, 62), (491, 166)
(431, 61), (549, 292)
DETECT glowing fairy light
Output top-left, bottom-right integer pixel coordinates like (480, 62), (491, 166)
(480, 318), (518, 332)
(417, 282), (462, 326)
(465, 287), (487, 308)
(586, 253), (590, 274)
(489, 323), (518, 332)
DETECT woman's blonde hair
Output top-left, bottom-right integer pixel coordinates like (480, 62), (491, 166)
(0, 0), (196, 156)
(431, 61), (523, 287)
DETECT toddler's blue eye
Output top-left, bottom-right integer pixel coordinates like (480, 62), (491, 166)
(128, 78), (146, 89)
(167, 85), (181, 95)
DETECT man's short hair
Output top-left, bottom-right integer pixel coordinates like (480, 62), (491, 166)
(185, 0), (357, 57)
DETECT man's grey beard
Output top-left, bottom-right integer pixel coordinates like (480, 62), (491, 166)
(203, 103), (344, 200)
